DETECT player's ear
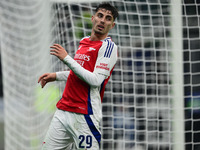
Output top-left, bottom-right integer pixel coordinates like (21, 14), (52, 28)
(111, 22), (115, 29)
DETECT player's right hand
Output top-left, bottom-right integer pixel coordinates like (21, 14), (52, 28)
(38, 73), (56, 88)
(50, 44), (68, 61)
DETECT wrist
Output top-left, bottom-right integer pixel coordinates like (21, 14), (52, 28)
(52, 73), (57, 81)
(56, 72), (64, 81)
(61, 54), (68, 61)
(62, 55), (71, 64)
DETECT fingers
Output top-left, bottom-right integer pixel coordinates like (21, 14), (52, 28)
(41, 80), (47, 88)
(50, 44), (62, 50)
(50, 44), (62, 56)
(38, 73), (56, 88)
(38, 73), (49, 88)
(51, 44), (62, 48)
(50, 49), (58, 56)
(39, 78), (47, 88)
(38, 74), (47, 83)
(50, 44), (68, 60)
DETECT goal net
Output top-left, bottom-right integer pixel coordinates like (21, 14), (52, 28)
(0, 0), (200, 150)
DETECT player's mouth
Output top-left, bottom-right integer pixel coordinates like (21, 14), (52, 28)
(97, 25), (104, 30)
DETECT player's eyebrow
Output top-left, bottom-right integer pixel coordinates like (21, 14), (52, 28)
(97, 11), (114, 21)
(105, 15), (113, 21)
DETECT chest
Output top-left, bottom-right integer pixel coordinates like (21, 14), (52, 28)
(73, 41), (103, 70)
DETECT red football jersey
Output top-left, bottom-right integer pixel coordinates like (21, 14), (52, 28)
(56, 36), (118, 119)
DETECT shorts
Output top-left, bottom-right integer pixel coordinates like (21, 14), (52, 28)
(42, 109), (101, 150)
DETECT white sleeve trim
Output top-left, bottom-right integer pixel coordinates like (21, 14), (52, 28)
(56, 71), (70, 81)
(62, 55), (106, 87)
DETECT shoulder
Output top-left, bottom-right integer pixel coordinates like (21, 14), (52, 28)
(79, 36), (90, 43)
(102, 37), (117, 49)
(101, 37), (117, 58)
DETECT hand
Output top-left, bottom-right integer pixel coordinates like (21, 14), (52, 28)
(38, 73), (56, 88)
(50, 44), (68, 60)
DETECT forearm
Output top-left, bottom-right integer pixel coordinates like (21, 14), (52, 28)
(62, 55), (105, 87)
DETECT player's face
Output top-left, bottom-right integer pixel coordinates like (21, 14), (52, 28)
(92, 9), (115, 35)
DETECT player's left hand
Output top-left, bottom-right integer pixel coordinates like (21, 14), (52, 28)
(50, 44), (68, 60)
(38, 73), (56, 88)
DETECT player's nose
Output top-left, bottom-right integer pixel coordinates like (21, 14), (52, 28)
(100, 17), (105, 24)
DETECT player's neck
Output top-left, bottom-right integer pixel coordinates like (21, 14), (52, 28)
(90, 32), (108, 41)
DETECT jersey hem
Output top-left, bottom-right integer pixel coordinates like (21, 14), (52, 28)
(56, 105), (88, 115)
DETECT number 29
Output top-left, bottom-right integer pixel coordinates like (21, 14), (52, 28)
(79, 135), (92, 149)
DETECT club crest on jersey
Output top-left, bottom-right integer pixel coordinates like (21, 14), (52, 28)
(88, 47), (96, 51)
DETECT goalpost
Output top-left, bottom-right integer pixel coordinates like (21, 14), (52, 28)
(0, 0), (200, 150)
(171, 1), (184, 150)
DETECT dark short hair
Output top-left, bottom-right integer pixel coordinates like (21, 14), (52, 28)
(95, 3), (119, 21)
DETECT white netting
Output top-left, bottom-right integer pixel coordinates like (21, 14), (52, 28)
(0, 0), (200, 150)
(0, 0), (57, 150)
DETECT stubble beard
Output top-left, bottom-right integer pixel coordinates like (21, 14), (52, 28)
(94, 28), (104, 35)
